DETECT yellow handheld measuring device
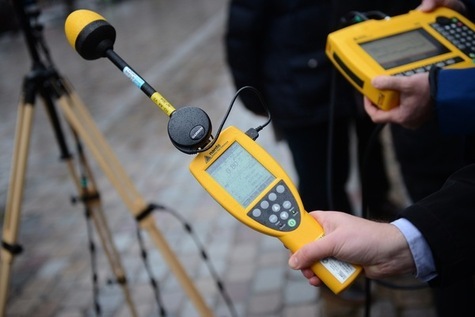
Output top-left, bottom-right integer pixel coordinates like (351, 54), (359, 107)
(190, 126), (362, 294)
(326, 7), (475, 110)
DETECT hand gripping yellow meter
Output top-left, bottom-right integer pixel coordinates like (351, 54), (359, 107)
(326, 7), (475, 110)
(190, 126), (362, 294)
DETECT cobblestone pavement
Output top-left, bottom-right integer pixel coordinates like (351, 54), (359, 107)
(0, 0), (437, 316)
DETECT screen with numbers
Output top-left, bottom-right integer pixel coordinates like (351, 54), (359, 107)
(206, 142), (275, 207)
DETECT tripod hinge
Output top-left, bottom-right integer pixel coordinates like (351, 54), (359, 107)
(71, 191), (101, 205)
(2, 240), (24, 255)
(107, 276), (127, 285)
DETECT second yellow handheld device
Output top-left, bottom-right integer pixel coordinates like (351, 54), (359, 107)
(190, 126), (362, 294)
(326, 7), (475, 110)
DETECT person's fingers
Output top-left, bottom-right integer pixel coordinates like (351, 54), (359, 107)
(363, 96), (398, 123)
(418, 0), (466, 13)
(289, 237), (334, 270)
(301, 268), (316, 279)
(363, 97), (378, 116)
(416, 0), (437, 12)
(308, 275), (323, 287)
(300, 268), (323, 287)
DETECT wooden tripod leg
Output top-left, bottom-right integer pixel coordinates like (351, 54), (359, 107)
(89, 201), (139, 317)
(0, 101), (35, 317)
(63, 151), (139, 317)
(58, 88), (214, 317)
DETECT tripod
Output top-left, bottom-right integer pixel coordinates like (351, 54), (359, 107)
(0, 1), (213, 316)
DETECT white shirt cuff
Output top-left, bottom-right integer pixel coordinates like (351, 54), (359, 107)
(391, 218), (437, 282)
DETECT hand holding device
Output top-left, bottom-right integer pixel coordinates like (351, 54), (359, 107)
(190, 126), (362, 294)
(326, 7), (475, 110)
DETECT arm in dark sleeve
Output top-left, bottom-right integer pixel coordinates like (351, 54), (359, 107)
(433, 67), (475, 134)
(400, 164), (475, 287)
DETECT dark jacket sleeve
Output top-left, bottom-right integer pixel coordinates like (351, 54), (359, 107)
(400, 164), (475, 287)
(434, 67), (475, 134)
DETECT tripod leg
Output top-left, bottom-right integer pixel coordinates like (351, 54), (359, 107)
(0, 101), (36, 316)
(67, 137), (139, 317)
(37, 82), (140, 317)
(59, 83), (214, 316)
(65, 88), (144, 206)
(88, 202), (139, 317)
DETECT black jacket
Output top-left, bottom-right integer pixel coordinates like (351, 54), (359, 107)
(402, 164), (475, 287)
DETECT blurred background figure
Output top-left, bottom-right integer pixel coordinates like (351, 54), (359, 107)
(0, 0), (19, 35)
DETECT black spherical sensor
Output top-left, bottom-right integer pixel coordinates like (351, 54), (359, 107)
(168, 107), (212, 154)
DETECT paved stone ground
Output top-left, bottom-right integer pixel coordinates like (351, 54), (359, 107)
(0, 0), (437, 316)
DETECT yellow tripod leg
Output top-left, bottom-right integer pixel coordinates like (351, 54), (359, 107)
(0, 101), (35, 317)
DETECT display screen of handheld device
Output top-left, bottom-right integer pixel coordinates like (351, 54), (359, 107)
(359, 28), (449, 69)
(207, 142), (274, 207)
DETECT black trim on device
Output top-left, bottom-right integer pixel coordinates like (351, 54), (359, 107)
(333, 53), (365, 88)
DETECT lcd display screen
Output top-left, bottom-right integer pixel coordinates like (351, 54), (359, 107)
(207, 142), (275, 207)
(359, 28), (449, 69)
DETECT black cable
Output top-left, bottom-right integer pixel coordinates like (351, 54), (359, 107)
(235, 86), (272, 134)
(71, 131), (103, 317)
(196, 86), (271, 153)
(84, 205), (102, 317)
(326, 68), (338, 210)
(339, 10), (389, 27)
(360, 123), (386, 220)
(360, 123), (385, 317)
(359, 122), (430, 317)
(136, 225), (167, 317)
(151, 205), (240, 317)
(364, 277), (372, 317)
